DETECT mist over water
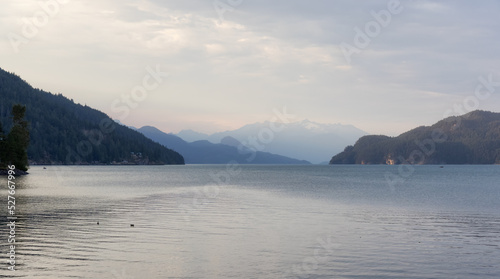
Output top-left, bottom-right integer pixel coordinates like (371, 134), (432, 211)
(1, 165), (499, 278)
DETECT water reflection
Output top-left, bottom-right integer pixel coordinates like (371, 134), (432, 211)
(0, 166), (499, 278)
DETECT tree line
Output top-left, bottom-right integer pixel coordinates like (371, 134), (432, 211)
(330, 110), (500, 165)
(0, 67), (184, 165)
(0, 104), (30, 171)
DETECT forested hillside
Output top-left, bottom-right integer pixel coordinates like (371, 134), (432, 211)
(0, 68), (184, 165)
(330, 110), (500, 165)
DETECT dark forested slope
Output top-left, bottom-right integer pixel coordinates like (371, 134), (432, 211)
(330, 110), (500, 165)
(0, 68), (184, 165)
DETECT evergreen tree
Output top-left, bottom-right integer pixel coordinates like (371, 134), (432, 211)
(5, 104), (30, 171)
(0, 121), (6, 168)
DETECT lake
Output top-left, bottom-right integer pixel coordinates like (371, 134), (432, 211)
(1, 165), (499, 278)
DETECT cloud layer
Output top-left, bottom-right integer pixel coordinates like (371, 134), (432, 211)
(1, 0), (500, 135)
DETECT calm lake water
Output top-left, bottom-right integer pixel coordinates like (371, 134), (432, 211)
(1, 165), (500, 278)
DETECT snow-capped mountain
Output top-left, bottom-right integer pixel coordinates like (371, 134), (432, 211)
(176, 120), (367, 164)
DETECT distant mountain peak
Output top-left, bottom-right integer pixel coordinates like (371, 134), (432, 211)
(139, 126), (311, 164)
(298, 119), (321, 130)
(139, 125), (162, 132)
(176, 129), (209, 142)
(175, 119), (367, 164)
(220, 136), (242, 147)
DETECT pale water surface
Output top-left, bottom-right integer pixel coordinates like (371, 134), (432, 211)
(1, 165), (499, 278)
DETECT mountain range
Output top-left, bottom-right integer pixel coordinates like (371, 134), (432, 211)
(330, 110), (500, 165)
(0, 67), (184, 165)
(176, 120), (367, 164)
(137, 126), (310, 164)
(2, 67), (351, 166)
(11, 66), (497, 167)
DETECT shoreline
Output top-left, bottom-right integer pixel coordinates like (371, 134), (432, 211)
(0, 168), (29, 176)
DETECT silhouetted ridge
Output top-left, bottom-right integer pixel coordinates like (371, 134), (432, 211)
(0, 67), (184, 165)
(138, 126), (311, 164)
(330, 110), (500, 165)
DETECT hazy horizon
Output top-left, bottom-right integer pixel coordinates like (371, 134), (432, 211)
(2, 0), (500, 136)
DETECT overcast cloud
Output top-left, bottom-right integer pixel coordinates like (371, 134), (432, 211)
(1, 0), (499, 135)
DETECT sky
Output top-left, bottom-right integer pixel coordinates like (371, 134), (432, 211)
(1, 0), (500, 136)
